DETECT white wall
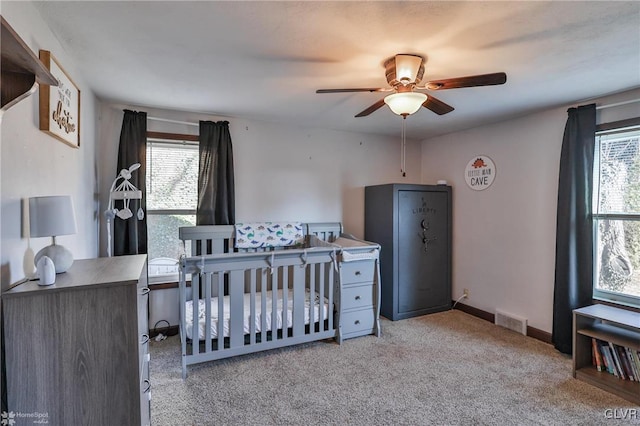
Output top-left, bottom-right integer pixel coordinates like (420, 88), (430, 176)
(97, 103), (422, 257)
(1, 2), (99, 287)
(421, 88), (640, 333)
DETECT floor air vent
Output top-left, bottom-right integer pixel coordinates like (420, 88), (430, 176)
(495, 309), (527, 335)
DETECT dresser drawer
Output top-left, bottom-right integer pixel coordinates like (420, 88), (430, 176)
(341, 284), (374, 310)
(341, 260), (375, 285)
(341, 309), (375, 334)
(139, 334), (150, 381)
(138, 282), (150, 334)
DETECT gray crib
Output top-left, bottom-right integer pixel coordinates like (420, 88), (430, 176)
(178, 223), (344, 378)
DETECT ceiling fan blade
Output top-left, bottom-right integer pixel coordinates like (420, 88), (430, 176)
(422, 95), (455, 115)
(424, 72), (507, 90)
(355, 98), (387, 117)
(316, 88), (388, 94)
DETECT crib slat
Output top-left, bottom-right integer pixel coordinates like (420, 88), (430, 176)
(204, 272), (212, 353)
(327, 262), (334, 330)
(212, 238), (224, 254)
(217, 273), (224, 351)
(318, 262), (325, 329)
(261, 269), (267, 343)
(282, 266), (288, 335)
(179, 266), (187, 378)
(192, 269), (200, 355)
(309, 264), (315, 334)
(249, 269), (256, 345)
(292, 265), (304, 337)
(271, 267), (279, 341)
(229, 270), (244, 348)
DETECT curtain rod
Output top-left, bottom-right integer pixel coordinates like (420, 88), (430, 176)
(147, 116), (199, 127)
(596, 98), (640, 110)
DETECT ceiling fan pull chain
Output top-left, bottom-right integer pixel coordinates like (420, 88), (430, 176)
(403, 119), (406, 177)
(400, 120), (403, 175)
(401, 118), (407, 177)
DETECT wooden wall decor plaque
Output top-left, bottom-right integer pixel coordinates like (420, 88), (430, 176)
(39, 50), (80, 148)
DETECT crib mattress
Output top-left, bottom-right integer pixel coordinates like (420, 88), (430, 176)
(185, 289), (330, 340)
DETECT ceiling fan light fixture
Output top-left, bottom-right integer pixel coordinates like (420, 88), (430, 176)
(395, 54), (423, 83)
(384, 92), (428, 116)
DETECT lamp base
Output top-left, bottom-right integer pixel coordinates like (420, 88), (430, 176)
(34, 244), (74, 273)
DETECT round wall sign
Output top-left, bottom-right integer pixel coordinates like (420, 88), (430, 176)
(464, 155), (496, 191)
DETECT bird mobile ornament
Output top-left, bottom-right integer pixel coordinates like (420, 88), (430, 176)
(105, 163), (144, 256)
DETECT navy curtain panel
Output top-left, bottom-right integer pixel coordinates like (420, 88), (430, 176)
(197, 120), (235, 225)
(552, 104), (596, 354)
(114, 109), (148, 256)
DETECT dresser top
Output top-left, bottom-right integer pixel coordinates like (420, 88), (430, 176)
(3, 255), (147, 297)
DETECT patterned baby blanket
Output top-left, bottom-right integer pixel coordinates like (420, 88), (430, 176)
(234, 222), (304, 249)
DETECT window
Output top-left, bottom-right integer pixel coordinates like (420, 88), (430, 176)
(146, 139), (198, 268)
(593, 127), (640, 307)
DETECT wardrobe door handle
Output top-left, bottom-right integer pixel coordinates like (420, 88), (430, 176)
(140, 287), (150, 296)
(143, 379), (151, 393)
(141, 334), (150, 345)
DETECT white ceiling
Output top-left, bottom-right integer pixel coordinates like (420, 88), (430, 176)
(33, 1), (640, 139)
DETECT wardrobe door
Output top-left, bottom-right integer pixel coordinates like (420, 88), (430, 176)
(398, 189), (450, 315)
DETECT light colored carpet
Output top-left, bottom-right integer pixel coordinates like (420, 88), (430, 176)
(149, 310), (637, 425)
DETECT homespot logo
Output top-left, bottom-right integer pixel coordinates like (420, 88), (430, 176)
(1, 411), (49, 425)
(604, 408), (637, 420)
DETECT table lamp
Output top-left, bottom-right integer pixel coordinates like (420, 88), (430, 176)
(29, 195), (77, 273)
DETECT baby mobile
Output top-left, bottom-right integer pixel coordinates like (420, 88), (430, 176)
(105, 163), (144, 256)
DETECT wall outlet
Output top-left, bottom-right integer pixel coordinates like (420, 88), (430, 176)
(463, 288), (469, 298)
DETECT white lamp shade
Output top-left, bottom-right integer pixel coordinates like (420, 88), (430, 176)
(29, 195), (77, 238)
(395, 54), (423, 83)
(384, 92), (428, 116)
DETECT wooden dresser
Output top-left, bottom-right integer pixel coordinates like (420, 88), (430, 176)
(2, 255), (150, 425)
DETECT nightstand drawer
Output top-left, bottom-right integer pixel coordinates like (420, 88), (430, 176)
(340, 260), (375, 285)
(341, 284), (374, 310)
(341, 309), (375, 334)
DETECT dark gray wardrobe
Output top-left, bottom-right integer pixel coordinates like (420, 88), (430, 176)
(365, 184), (451, 320)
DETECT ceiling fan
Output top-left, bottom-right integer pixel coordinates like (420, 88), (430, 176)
(316, 54), (507, 118)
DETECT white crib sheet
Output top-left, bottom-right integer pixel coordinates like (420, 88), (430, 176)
(185, 289), (330, 340)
